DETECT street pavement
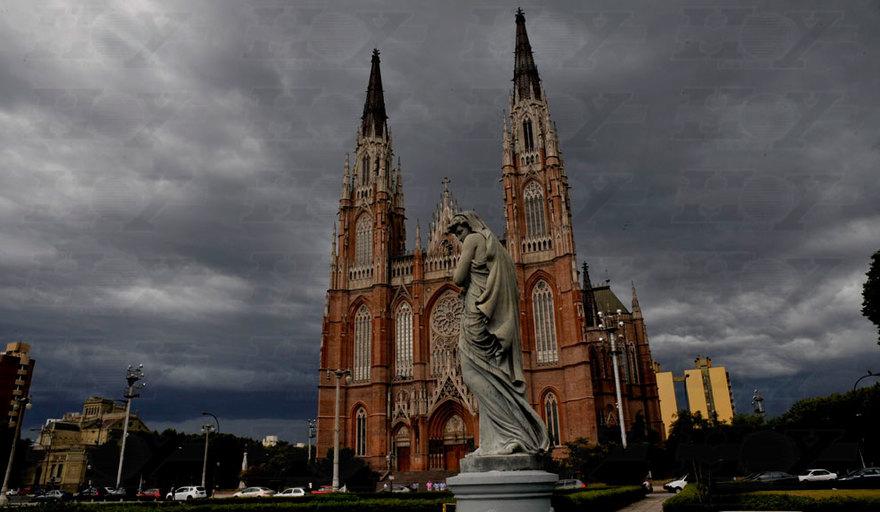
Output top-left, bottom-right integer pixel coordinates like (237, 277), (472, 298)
(619, 491), (672, 512)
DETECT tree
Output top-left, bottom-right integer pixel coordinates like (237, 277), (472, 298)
(862, 249), (880, 346)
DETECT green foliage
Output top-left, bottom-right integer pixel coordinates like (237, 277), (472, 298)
(664, 485), (880, 512)
(551, 485), (645, 512)
(863, 249), (880, 346)
(556, 437), (611, 480)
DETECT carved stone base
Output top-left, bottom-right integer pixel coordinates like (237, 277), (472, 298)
(447, 470), (558, 512)
(459, 453), (548, 473)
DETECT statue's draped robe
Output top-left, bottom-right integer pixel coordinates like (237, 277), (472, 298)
(456, 213), (550, 455)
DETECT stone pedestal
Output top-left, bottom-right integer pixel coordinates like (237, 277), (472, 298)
(448, 455), (558, 512)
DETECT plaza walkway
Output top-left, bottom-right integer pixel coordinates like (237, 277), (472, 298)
(619, 491), (672, 512)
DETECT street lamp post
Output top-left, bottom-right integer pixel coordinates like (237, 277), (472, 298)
(325, 369), (351, 491)
(306, 419), (316, 462)
(853, 370), (877, 469)
(598, 309), (628, 449)
(0, 396), (31, 505)
(200, 412), (219, 490)
(116, 364), (146, 490)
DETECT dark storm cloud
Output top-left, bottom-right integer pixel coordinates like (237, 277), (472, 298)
(1, 0), (878, 441)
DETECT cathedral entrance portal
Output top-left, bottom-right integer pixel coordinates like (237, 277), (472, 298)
(392, 425), (411, 472)
(427, 403), (474, 472)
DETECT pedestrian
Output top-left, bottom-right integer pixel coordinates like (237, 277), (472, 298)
(427, 480), (433, 491)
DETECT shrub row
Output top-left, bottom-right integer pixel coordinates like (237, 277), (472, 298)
(664, 485), (880, 512)
(552, 485), (646, 512)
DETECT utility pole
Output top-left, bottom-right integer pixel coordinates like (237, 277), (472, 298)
(325, 369), (351, 491)
(0, 396), (31, 505)
(201, 412), (219, 491)
(116, 364), (145, 490)
(598, 310), (628, 449)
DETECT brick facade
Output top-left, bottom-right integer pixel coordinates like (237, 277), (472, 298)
(317, 11), (663, 474)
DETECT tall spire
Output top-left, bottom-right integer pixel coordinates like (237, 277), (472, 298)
(631, 281), (643, 319)
(361, 49), (388, 138)
(582, 261), (598, 327)
(513, 8), (542, 102)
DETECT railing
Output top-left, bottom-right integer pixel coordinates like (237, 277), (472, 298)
(348, 265), (373, 282)
(522, 235), (552, 253)
(425, 254), (457, 273)
(391, 256), (414, 278)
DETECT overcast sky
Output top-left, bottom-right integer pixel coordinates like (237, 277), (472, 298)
(1, 0), (878, 443)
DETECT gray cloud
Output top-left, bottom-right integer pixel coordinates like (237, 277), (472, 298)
(1, 0), (878, 441)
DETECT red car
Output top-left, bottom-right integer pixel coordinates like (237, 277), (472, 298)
(136, 488), (162, 501)
(311, 485), (337, 494)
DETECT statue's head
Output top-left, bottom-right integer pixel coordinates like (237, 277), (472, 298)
(446, 213), (472, 242)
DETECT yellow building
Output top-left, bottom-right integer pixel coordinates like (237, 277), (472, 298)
(655, 356), (735, 438)
(28, 396), (149, 491)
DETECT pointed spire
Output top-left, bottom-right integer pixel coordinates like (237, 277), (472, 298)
(361, 49), (388, 138)
(415, 219), (422, 252)
(342, 153), (351, 197)
(582, 261), (598, 327)
(631, 281), (643, 319)
(513, 9), (542, 102)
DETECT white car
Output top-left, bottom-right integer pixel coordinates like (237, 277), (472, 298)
(798, 469), (837, 482)
(275, 487), (306, 497)
(233, 487), (275, 498)
(166, 486), (207, 501)
(664, 474), (688, 493)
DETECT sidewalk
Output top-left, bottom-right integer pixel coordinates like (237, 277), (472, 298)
(618, 492), (672, 512)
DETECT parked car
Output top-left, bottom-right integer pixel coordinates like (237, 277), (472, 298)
(275, 487), (307, 497)
(166, 486), (207, 501)
(664, 474), (688, 493)
(35, 490), (73, 502)
(311, 485), (337, 494)
(233, 486), (275, 498)
(555, 479), (587, 490)
(136, 488), (162, 501)
(798, 469), (837, 482)
(838, 467), (880, 488)
(744, 471), (799, 488)
(75, 486), (105, 501)
(104, 487), (126, 501)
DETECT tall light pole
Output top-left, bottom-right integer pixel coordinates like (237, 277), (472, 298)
(325, 368), (351, 491)
(116, 364), (145, 490)
(306, 419), (316, 462)
(200, 412), (219, 490)
(598, 309), (627, 449)
(853, 370), (877, 469)
(0, 396), (31, 505)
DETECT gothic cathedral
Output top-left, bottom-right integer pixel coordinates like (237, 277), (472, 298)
(317, 10), (663, 474)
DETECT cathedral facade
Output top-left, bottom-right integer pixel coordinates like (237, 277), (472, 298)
(317, 11), (663, 474)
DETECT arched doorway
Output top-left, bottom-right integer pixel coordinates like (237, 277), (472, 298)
(392, 425), (411, 472)
(427, 402), (474, 472)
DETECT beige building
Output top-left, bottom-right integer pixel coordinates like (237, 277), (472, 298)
(28, 396), (149, 491)
(656, 356), (735, 438)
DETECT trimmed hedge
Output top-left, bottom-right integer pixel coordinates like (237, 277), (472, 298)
(664, 485), (880, 512)
(552, 485), (646, 512)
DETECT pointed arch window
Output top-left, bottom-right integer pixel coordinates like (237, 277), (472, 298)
(532, 280), (558, 364)
(395, 302), (413, 379)
(544, 392), (561, 446)
(361, 155), (369, 185)
(522, 117), (535, 152)
(355, 215), (372, 266)
(355, 407), (367, 456)
(353, 305), (372, 382)
(524, 181), (547, 239)
(627, 343), (640, 384)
